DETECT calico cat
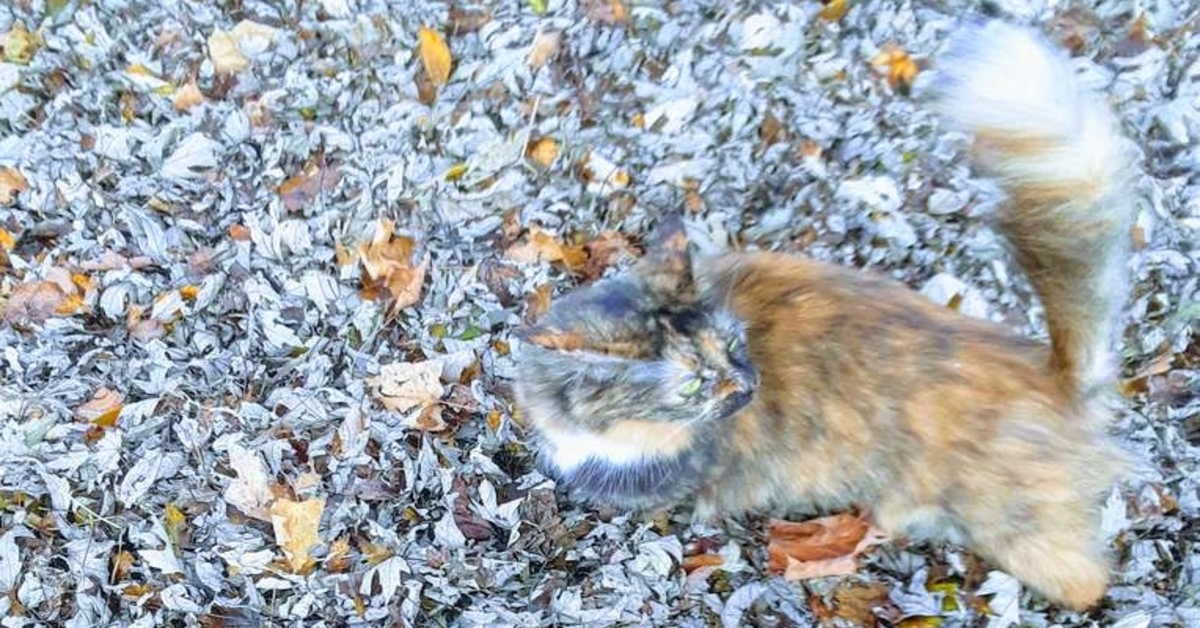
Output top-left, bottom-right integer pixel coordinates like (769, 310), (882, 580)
(514, 19), (1137, 610)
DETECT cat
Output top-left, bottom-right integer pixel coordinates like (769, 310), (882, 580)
(514, 19), (1137, 611)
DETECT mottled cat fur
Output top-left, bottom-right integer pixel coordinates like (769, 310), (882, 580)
(515, 20), (1137, 610)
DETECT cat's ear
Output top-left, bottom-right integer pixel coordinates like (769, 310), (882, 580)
(639, 214), (696, 298)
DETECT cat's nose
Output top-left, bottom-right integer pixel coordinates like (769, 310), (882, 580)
(716, 367), (757, 397)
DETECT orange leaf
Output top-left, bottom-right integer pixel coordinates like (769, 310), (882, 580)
(871, 44), (920, 89)
(417, 26), (452, 87)
(172, 80), (205, 112)
(179, 285), (200, 300)
(505, 227), (587, 272)
(682, 553), (725, 574)
(229, 223), (251, 241)
(0, 227), (14, 251)
(0, 167), (29, 205)
(356, 220), (428, 314)
(2, 281), (71, 324)
(525, 137), (559, 168)
(767, 514), (886, 580)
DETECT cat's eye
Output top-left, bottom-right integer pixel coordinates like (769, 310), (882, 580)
(727, 337), (742, 352)
(678, 377), (703, 397)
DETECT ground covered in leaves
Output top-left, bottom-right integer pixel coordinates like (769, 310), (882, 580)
(0, 0), (1197, 626)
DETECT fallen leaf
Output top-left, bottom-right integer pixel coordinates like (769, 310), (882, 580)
(112, 550), (135, 582)
(580, 231), (637, 281)
(0, 167), (29, 205)
(0, 227), (13, 251)
(325, 536), (353, 573)
(223, 444), (276, 521)
(528, 30), (561, 69)
(831, 582), (894, 626)
(410, 404), (447, 432)
(278, 163), (341, 212)
(448, 6), (493, 32)
(271, 497), (325, 573)
(3, 22), (38, 64)
(871, 44), (920, 90)
(818, 0), (850, 22)
(208, 20), (277, 75)
(369, 360), (444, 413)
(525, 137), (559, 168)
(356, 219), (428, 313)
(2, 267), (88, 324)
(767, 514), (886, 580)
(173, 80), (205, 111)
(74, 387), (124, 427)
(126, 305), (167, 341)
(164, 503), (188, 549)
(682, 553), (725, 574)
(578, 152), (630, 194)
(505, 226), (587, 270)
(229, 223), (252, 241)
(417, 26), (452, 87)
(582, 0), (627, 24)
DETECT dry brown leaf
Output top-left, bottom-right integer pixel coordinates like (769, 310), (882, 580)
(528, 30), (561, 69)
(505, 227), (587, 270)
(524, 283), (553, 324)
(767, 514), (886, 580)
(580, 231), (637, 281)
(830, 582), (894, 626)
(2, 282), (68, 324)
(74, 387), (124, 427)
(172, 80), (205, 111)
(417, 26), (452, 87)
(111, 550), (135, 582)
(448, 6), (493, 32)
(228, 223), (251, 241)
(525, 137), (559, 169)
(356, 219), (428, 313)
(369, 360), (444, 413)
(126, 305), (167, 341)
(270, 497), (325, 573)
(411, 404), (447, 432)
(0, 167), (29, 205)
(223, 444), (276, 521)
(871, 44), (920, 90)
(325, 536), (353, 573)
(278, 164), (341, 212)
(582, 0), (627, 24)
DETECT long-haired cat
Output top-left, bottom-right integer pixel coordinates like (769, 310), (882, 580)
(514, 19), (1136, 610)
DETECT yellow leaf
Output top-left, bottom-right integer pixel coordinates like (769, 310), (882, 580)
(0, 227), (14, 251)
(525, 137), (559, 168)
(270, 497), (325, 574)
(179, 285), (200, 300)
(207, 29), (248, 74)
(818, 0), (850, 22)
(444, 163), (469, 181)
(3, 22), (38, 64)
(0, 167), (29, 205)
(164, 503), (187, 547)
(417, 26), (452, 87)
(871, 44), (920, 89)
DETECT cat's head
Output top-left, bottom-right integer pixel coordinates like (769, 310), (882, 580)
(514, 216), (758, 440)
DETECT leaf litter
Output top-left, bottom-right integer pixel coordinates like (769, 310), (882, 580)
(0, 0), (1195, 626)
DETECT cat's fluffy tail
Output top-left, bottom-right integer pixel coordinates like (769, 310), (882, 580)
(930, 19), (1137, 396)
